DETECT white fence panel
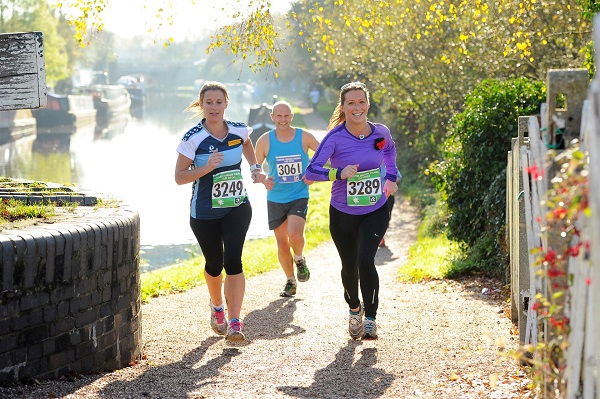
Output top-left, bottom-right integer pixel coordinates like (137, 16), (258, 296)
(509, 66), (599, 397)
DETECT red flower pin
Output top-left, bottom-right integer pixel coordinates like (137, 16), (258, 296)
(374, 137), (385, 150)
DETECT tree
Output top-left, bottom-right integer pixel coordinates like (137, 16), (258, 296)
(290, 0), (589, 171)
(58, 0), (591, 171)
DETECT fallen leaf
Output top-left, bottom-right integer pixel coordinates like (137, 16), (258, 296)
(489, 373), (499, 388)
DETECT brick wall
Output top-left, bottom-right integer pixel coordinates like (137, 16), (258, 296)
(0, 206), (141, 383)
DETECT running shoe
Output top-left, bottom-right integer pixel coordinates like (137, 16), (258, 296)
(280, 280), (297, 297)
(210, 301), (227, 336)
(225, 318), (245, 342)
(295, 257), (310, 282)
(362, 317), (378, 340)
(348, 304), (364, 340)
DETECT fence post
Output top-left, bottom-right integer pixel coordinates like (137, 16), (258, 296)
(515, 116), (532, 345)
(0, 31), (46, 110)
(545, 69), (588, 149)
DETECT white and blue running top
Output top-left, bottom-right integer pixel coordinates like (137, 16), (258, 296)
(176, 119), (253, 220)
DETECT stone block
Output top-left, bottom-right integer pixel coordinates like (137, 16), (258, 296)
(51, 285), (75, 303)
(27, 342), (43, 360)
(20, 291), (50, 312)
(1, 238), (14, 291)
(20, 325), (49, 346)
(43, 305), (57, 323)
(11, 314), (28, 331)
(28, 308), (43, 326)
(49, 316), (74, 337)
(0, 301), (18, 318)
(75, 308), (97, 328)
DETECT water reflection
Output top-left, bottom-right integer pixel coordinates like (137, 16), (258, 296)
(0, 92), (271, 271)
(94, 113), (132, 140)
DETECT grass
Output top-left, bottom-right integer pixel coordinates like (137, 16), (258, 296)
(0, 178), (78, 225)
(398, 180), (473, 283)
(0, 177), (124, 227)
(140, 181), (332, 302)
(0, 198), (56, 225)
(317, 103), (335, 126)
(397, 233), (461, 282)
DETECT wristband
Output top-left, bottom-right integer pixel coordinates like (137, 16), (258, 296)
(328, 168), (338, 181)
(250, 163), (262, 172)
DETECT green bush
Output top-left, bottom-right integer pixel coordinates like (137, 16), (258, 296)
(431, 77), (546, 277)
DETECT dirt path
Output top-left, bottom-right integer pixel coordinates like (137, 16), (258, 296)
(1, 198), (530, 399)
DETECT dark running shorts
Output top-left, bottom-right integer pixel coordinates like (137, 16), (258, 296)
(267, 198), (309, 230)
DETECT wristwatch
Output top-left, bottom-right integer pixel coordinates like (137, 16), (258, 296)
(250, 163), (262, 172)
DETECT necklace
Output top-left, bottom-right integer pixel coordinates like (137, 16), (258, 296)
(348, 123), (369, 140)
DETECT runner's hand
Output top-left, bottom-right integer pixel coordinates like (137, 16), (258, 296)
(383, 179), (398, 197)
(206, 149), (223, 171)
(252, 170), (267, 184)
(341, 164), (358, 179)
(263, 176), (275, 190)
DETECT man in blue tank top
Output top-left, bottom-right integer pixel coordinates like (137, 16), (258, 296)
(255, 101), (320, 297)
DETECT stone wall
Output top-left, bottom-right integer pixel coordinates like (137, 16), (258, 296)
(0, 205), (141, 383)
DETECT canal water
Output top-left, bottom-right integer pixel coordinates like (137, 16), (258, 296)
(0, 91), (271, 272)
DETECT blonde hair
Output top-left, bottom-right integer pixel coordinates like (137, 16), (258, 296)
(185, 81), (230, 118)
(328, 82), (370, 130)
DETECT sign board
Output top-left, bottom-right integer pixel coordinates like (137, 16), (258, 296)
(0, 31), (46, 111)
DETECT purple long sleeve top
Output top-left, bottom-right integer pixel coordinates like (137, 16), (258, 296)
(305, 121), (398, 215)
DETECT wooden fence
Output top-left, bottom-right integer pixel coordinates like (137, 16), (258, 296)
(507, 18), (600, 397)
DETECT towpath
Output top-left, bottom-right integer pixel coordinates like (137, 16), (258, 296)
(0, 109), (530, 399)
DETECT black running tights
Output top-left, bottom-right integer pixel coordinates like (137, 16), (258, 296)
(190, 202), (252, 277)
(329, 204), (389, 319)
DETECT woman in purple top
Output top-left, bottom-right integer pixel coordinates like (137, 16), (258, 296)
(305, 81), (398, 340)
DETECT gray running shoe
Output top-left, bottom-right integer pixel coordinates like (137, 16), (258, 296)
(280, 280), (297, 297)
(210, 301), (227, 336)
(225, 318), (245, 342)
(295, 257), (310, 282)
(348, 304), (364, 340)
(362, 317), (378, 340)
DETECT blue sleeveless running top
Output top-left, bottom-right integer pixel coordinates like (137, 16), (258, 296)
(265, 128), (309, 203)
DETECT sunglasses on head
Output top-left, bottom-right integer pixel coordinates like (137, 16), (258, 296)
(341, 81), (367, 91)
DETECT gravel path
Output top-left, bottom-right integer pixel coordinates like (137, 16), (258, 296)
(0, 198), (530, 398)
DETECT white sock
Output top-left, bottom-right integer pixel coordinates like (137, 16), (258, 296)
(211, 301), (224, 312)
(288, 277), (297, 284)
(294, 254), (304, 261)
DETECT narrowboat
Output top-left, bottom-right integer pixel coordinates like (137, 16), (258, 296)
(0, 109), (36, 144)
(74, 85), (131, 119)
(32, 92), (97, 129)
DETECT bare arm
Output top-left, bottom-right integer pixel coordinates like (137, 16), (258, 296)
(242, 138), (267, 183)
(174, 151), (223, 185)
(254, 133), (274, 189)
(254, 133), (269, 166)
(302, 130), (321, 153)
(242, 138), (259, 167)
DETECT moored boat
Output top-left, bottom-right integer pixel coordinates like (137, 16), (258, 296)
(0, 109), (36, 144)
(74, 84), (131, 119)
(32, 92), (97, 129)
(117, 75), (147, 114)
